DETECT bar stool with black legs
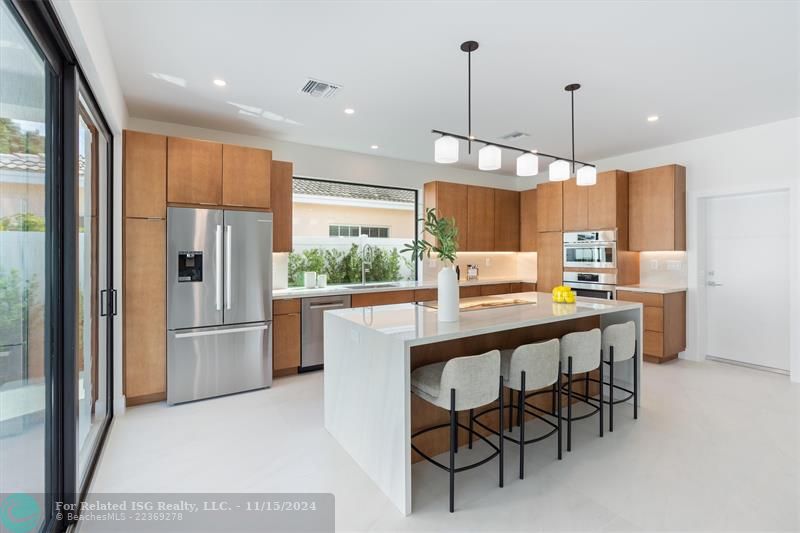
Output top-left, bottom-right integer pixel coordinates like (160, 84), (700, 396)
(474, 339), (561, 479)
(559, 328), (603, 452)
(602, 321), (638, 432)
(410, 350), (504, 513)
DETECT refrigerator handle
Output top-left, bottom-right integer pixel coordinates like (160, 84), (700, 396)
(215, 224), (223, 311)
(225, 224), (232, 310)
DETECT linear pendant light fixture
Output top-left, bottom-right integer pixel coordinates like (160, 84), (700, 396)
(432, 40), (596, 183)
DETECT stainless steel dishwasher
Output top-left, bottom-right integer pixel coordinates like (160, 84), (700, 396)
(301, 294), (351, 371)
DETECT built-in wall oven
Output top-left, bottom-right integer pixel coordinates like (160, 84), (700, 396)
(563, 230), (617, 269)
(563, 272), (617, 300)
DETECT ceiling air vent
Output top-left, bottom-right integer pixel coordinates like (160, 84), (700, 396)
(299, 78), (342, 98)
(500, 131), (530, 140)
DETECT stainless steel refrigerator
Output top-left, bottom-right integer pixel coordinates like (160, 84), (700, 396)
(167, 207), (272, 405)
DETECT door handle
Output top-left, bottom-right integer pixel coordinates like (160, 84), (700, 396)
(308, 303), (347, 310)
(112, 289), (118, 316)
(707, 281), (724, 287)
(225, 224), (232, 310)
(100, 289), (109, 317)
(215, 225), (223, 311)
(174, 324), (269, 339)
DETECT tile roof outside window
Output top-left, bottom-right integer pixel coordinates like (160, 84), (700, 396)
(293, 178), (414, 204)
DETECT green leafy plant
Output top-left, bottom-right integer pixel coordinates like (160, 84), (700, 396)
(287, 244), (409, 287)
(0, 213), (46, 232)
(401, 208), (458, 265)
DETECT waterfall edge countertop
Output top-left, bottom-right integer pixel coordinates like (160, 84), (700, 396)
(272, 278), (536, 300)
(323, 292), (643, 515)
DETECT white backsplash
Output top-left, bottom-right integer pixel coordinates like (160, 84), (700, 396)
(639, 251), (688, 287)
(273, 252), (289, 290)
(421, 252), (537, 282)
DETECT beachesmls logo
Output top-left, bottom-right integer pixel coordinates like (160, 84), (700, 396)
(0, 493), (41, 533)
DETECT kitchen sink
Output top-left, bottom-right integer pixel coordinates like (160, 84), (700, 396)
(345, 283), (400, 290)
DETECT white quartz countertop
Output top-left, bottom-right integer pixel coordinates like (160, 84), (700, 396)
(617, 284), (687, 294)
(325, 291), (642, 347)
(272, 278), (535, 300)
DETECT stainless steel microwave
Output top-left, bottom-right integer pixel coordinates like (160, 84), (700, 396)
(563, 230), (617, 269)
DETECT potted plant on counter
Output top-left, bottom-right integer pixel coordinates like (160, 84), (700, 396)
(402, 208), (459, 322)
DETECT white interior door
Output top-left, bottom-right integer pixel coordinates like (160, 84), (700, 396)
(705, 190), (790, 371)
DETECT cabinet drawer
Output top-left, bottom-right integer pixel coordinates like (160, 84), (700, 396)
(520, 282), (537, 292)
(481, 283), (512, 296)
(643, 306), (663, 332)
(616, 290), (663, 307)
(414, 289), (438, 302)
(643, 330), (664, 357)
(351, 290), (415, 308)
(273, 313), (301, 371)
(508, 282), (522, 293)
(459, 285), (482, 298)
(273, 298), (301, 315)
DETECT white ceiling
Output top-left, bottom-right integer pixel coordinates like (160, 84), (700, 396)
(97, 1), (798, 175)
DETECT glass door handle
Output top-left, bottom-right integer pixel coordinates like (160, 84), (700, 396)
(707, 281), (724, 287)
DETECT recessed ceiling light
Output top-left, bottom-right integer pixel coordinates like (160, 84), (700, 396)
(370, 145), (379, 150)
(647, 115), (659, 122)
(344, 108), (355, 115)
(213, 79), (227, 87)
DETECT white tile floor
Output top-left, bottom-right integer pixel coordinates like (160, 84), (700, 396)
(87, 360), (799, 532)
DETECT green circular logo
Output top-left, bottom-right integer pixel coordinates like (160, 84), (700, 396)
(0, 493), (41, 533)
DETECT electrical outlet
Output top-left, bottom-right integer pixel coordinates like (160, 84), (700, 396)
(485, 257), (492, 267)
(666, 261), (683, 271)
(648, 260), (659, 270)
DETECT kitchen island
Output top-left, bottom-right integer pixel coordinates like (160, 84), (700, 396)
(323, 292), (643, 515)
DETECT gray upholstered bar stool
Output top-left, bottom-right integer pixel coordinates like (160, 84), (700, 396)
(559, 328), (603, 452)
(602, 321), (638, 432)
(410, 350), (504, 513)
(484, 339), (562, 480)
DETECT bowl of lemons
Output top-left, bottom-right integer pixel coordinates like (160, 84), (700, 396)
(551, 285), (576, 304)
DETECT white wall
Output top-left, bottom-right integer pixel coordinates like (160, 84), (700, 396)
(51, 1), (130, 412)
(592, 118), (800, 382)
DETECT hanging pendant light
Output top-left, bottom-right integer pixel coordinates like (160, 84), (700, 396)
(549, 159), (570, 181)
(478, 144), (501, 170)
(434, 135), (459, 163)
(516, 152), (539, 176)
(561, 83), (597, 186)
(576, 165), (597, 186)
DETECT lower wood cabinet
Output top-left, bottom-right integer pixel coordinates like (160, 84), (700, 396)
(459, 285), (482, 298)
(273, 315), (301, 374)
(536, 231), (563, 293)
(616, 290), (686, 363)
(520, 282), (537, 292)
(124, 218), (166, 404)
(481, 283), (512, 296)
(414, 288), (438, 302)
(351, 290), (415, 308)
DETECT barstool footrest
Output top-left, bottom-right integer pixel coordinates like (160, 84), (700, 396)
(472, 405), (558, 446)
(411, 422), (500, 474)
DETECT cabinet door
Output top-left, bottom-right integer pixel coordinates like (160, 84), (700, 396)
(587, 170), (618, 230)
(519, 189), (538, 251)
(536, 182), (563, 232)
(167, 137), (222, 205)
(629, 165), (685, 251)
(351, 290), (415, 307)
(459, 285), (481, 298)
(562, 178), (588, 231)
(424, 181), (469, 250)
(124, 218), (166, 400)
(493, 189), (520, 251)
(536, 231), (563, 293)
(124, 130), (166, 218)
(480, 283), (512, 296)
(271, 161), (293, 253)
(273, 313), (301, 371)
(467, 186), (495, 251)
(222, 144), (271, 209)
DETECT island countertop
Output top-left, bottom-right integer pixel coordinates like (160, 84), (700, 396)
(326, 292), (642, 347)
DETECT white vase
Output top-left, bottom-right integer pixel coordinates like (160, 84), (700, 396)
(437, 265), (459, 322)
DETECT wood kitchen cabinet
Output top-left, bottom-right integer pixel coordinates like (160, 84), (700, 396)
(493, 189), (520, 251)
(562, 170), (630, 247)
(351, 290), (415, 308)
(124, 218), (166, 404)
(520, 282), (537, 292)
(459, 285), (482, 298)
(273, 299), (301, 375)
(562, 178), (589, 231)
(123, 130), (166, 218)
(616, 290), (686, 363)
(414, 288), (438, 302)
(480, 283), (512, 296)
(167, 137), (223, 206)
(271, 160), (294, 253)
(424, 181), (469, 250)
(536, 231), (563, 293)
(467, 186), (495, 251)
(628, 164), (686, 251)
(519, 189), (538, 251)
(222, 144), (271, 209)
(536, 181), (563, 232)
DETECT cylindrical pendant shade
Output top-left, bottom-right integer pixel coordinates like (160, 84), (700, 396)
(549, 159), (570, 181)
(478, 144), (502, 171)
(434, 135), (459, 164)
(576, 165), (597, 186)
(516, 152), (539, 176)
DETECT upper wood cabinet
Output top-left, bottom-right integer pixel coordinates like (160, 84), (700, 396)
(222, 144), (271, 209)
(493, 189), (520, 251)
(467, 186), (495, 251)
(124, 130), (166, 218)
(271, 160), (293, 253)
(562, 170), (630, 249)
(562, 178), (589, 231)
(424, 181), (469, 250)
(629, 164), (686, 251)
(536, 181), (563, 232)
(167, 137), (223, 205)
(536, 231), (563, 293)
(520, 189), (538, 252)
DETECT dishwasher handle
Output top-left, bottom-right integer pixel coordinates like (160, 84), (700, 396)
(308, 302), (348, 310)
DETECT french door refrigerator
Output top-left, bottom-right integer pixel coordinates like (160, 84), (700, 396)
(167, 207), (273, 404)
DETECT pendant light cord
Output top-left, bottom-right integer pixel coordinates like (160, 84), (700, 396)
(467, 49), (472, 154)
(571, 89), (575, 175)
